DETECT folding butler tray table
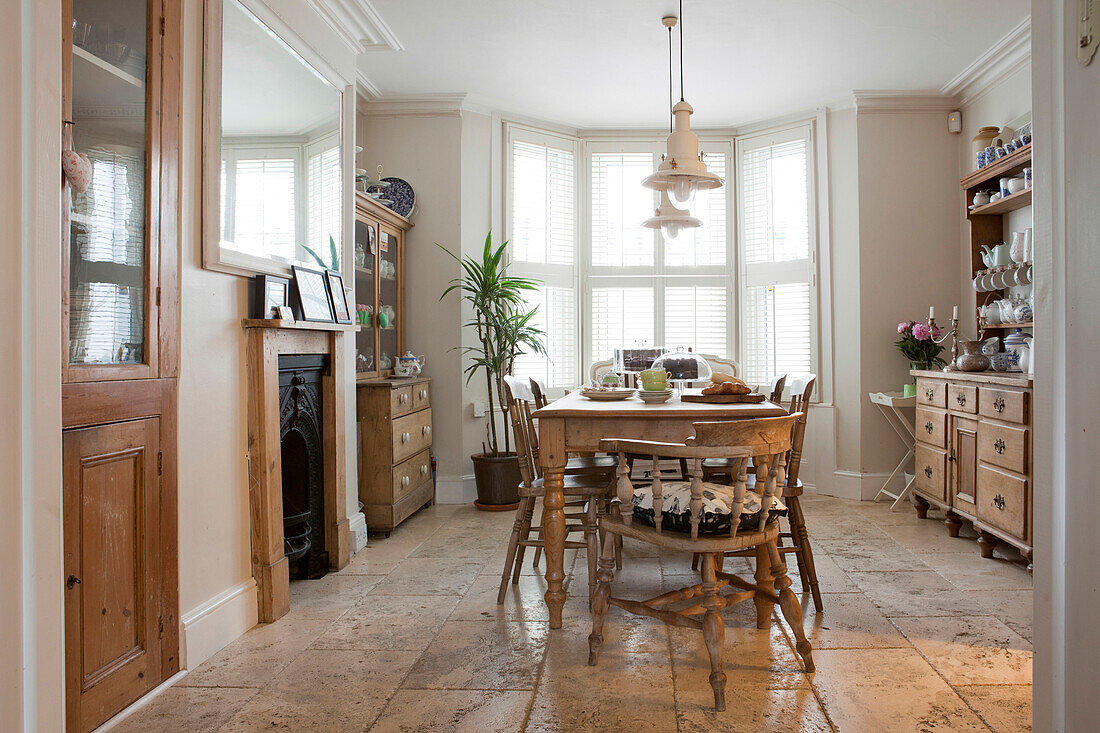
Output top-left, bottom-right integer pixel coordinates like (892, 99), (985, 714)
(869, 391), (917, 509)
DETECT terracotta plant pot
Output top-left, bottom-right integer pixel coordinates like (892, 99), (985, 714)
(471, 453), (521, 510)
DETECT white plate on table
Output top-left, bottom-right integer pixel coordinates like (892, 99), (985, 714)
(580, 388), (635, 401)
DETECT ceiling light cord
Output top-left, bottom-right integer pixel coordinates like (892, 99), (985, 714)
(668, 26), (674, 133)
(679, 0), (684, 101)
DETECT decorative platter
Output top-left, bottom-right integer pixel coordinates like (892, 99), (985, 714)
(681, 392), (767, 404)
(380, 176), (415, 218)
(580, 388), (635, 401)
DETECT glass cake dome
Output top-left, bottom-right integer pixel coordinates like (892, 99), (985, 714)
(650, 347), (713, 381)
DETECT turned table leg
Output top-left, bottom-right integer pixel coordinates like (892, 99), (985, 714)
(944, 511), (963, 538)
(539, 418), (568, 629)
(977, 530), (998, 559)
(913, 495), (930, 519)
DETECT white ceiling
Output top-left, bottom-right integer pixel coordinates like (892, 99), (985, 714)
(356, 0), (1029, 129)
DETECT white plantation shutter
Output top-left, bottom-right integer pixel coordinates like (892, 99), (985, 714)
(737, 126), (816, 386)
(590, 287), (656, 362)
(591, 152), (655, 268)
(222, 149), (298, 262)
(307, 143), (341, 263)
(664, 286), (729, 356)
(665, 152), (727, 268)
(507, 128), (579, 391)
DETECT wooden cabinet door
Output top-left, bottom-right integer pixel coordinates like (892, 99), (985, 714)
(950, 415), (979, 514)
(64, 419), (162, 732)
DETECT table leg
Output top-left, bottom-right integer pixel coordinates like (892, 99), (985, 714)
(539, 417), (568, 629)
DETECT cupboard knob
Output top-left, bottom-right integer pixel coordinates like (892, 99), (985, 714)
(994, 438), (1006, 454)
(924, 466), (933, 478)
(925, 421), (934, 434)
(925, 388), (935, 399)
(419, 390), (428, 399)
(956, 393), (967, 406)
(402, 476), (410, 487)
(400, 394), (408, 404)
(420, 465), (429, 475)
(401, 432), (410, 443)
(992, 493), (1006, 510)
(993, 396), (1005, 412)
(422, 426), (431, 436)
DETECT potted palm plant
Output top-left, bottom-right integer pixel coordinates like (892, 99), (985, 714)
(439, 233), (545, 509)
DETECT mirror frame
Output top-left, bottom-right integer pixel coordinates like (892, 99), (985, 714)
(201, 0), (350, 278)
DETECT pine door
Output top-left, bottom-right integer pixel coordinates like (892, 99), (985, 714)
(63, 419), (162, 732)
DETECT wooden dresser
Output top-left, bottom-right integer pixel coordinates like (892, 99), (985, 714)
(357, 376), (434, 536)
(910, 369), (1033, 568)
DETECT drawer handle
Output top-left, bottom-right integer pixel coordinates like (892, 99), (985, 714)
(401, 432), (410, 443)
(992, 493), (1006, 511)
(401, 476), (410, 487)
(994, 438), (1006, 454)
(924, 466), (933, 478)
(924, 421), (934, 434)
(956, 393), (967, 406)
(925, 387), (935, 399)
(422, 425), (431, 436)
(419, 390), (428, 399)
(993, 396), (1005, 413)
(420, 465), (429, 476)
(399, 394), (409, 404)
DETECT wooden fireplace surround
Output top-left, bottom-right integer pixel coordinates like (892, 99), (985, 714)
(243, 319), (356, 621)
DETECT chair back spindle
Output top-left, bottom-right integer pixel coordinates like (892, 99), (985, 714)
(784, 374), (816, 489)
(768, 374), (788, 403)
(651, 457), (664, 532)
(504, 375), (538, 487)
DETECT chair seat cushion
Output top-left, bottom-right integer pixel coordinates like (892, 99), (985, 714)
(631, 481), (786, 535)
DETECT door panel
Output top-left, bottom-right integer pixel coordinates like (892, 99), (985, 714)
(64, 418), (161, 732)
(951, 416), (979, 515)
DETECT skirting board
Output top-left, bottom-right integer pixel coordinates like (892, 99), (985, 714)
(348, 510), (368, 553)
(435, 474), (477, 504)
(92, 670), (188, 732)
(180, 578), (258, 671)
(831, 470), (899, 501)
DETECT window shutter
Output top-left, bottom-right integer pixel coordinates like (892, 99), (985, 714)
(591, 153), (655, 268)
(737, 129), (815, 386)
(511, 140), (574, 266)
(590, 287), (656, 363)
(512, 285), (577, 389)
(308, 145), (341, 263)
(664, 286), (729, 357)
(665, 152), (726, 268)
(230, 156), (297, 261)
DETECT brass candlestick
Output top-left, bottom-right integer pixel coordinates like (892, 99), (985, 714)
(928, 315), (960, 372)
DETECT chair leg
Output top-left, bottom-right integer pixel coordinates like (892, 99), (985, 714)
(700, 553), (727, 712)
(788, 496), (823, 612)
(585, 498), (599, 601)
(753, 542), (774, 629)
(588, 531), (617, 666)
(498, 497), (532, 604)
(614, 534), (623, 570)
(532, 546), (542, 569)
(512, 498), (536, 584)
(691, 552), (700, 572)
(768, 539), (815, 674)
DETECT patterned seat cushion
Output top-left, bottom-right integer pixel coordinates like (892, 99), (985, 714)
(631, 481), (786, 535)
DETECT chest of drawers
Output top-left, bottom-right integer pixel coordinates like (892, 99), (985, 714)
(357, 377), (434, 536)
(911, 370), (1033, 568)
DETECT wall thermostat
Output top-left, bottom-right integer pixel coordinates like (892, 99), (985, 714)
(947, 111), (962, 134)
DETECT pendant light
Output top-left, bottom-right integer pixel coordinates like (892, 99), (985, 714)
(642, 0), (723, 207)
(643, 14), (701, 241)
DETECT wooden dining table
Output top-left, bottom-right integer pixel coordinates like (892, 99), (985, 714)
(532, 389), (788, 629)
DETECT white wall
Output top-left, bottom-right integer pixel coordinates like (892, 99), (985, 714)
(176, 0), (361, 669)
(1032, 1), (1100, 727)
(1, 2), (64, 730)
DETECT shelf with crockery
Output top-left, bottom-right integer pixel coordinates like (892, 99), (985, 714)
(961, 143), (1031, 189)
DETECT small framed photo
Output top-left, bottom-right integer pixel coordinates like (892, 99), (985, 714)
(291, 265), (335, 323)
(276, 305), (294, 322)
(367, 225), (377, 255)
(252, 274), (290, 319)
(325, 270), (352, 324)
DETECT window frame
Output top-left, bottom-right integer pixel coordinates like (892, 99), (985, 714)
(734, 122), (821, 393)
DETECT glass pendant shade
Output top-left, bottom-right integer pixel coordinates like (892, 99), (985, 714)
(669, 178), (696, 207)
(643, 190), (701, 240)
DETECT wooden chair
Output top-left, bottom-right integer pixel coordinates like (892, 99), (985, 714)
(529, 376), (549, 409)
(768, 373), (788, 403)
(497, 377), (613, 603)
(699, 375), (822, 611)
(589, 415), (815, 711)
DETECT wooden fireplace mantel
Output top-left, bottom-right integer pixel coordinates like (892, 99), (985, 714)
(242, 318), (360, 333)
(244, 322), (353, 622)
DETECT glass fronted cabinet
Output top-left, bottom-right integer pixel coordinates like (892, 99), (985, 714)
(353, 193), (412, 379)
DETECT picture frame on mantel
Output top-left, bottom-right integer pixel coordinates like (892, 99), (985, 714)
(292, 265), (335, 323)
(325, 270), (353, 324)
(251, 274), (290, 319)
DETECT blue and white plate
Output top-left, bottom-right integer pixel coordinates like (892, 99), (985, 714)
(381, 176), (415, 218)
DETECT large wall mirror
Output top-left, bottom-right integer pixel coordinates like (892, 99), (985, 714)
(203, 0), (344, 276)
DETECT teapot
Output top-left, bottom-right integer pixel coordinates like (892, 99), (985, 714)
(394, 350), (426, 377)
(996, 298), (1018, 324)
(978, 303), (1002, 326)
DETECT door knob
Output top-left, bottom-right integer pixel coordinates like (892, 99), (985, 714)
(66, 575), (81, 589)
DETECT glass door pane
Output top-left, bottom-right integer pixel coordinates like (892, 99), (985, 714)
(353, 218), (376, 375)
(69, 0), (150, 366)
(378, 228), (399, 373)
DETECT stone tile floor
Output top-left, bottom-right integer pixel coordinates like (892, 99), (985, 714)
(112, 494), (1032, 732)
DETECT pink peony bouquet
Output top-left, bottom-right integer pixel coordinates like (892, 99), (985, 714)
(896, 320), (946, 368)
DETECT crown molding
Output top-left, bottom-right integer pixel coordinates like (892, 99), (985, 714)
(356, 69), (381, 100)
(851, 89), (960, 113)
(307, 0), (403, 55)
(940, 17), (1030, 106)
(357, 93), (470, 118)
